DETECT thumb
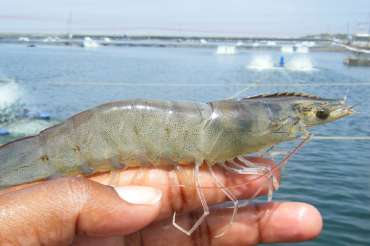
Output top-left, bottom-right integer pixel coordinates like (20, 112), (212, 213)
(0, 177), (162, 245)
(79, 183), (163, 236)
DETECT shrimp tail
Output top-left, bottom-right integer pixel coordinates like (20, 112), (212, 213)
(0, 135), (54, 188)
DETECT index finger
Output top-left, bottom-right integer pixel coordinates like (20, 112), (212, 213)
(90, 157), (280, 220)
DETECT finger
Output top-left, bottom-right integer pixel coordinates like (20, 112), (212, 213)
(2, 157), (279, 224)
(0, 178), (162, 245)
(90, 157), (280, 220)
(125, 202), (322, 246)
(72, 235), (124, 246)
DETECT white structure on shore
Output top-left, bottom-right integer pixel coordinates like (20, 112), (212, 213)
(216, 46), (237, 55)
(252, 42), (260, 47)
(82, 37), (99, 48)
(103, 37), (112, 43)
(281, 45), (294, 53)
(18, 37), (30, 42)
(351, 33), (370, 48)
(296, 46), (309, 53)
(301, 41), (316, 47)
(43, 37), (59, 43)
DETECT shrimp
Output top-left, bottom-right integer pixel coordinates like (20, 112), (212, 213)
(0, 92), (353, 236)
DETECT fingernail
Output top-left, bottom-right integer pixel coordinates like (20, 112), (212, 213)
(114, 186), (162, 205)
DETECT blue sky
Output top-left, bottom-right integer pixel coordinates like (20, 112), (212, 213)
(0, 0), (369, 36)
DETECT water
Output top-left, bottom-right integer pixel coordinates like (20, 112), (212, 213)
(0, 80), (25, 123)
(0, 43), (369, 245)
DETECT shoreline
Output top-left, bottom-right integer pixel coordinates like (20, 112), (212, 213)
(0, 33), (327, 42)
(0, 41), (346, 53)
(0, 31), (348, 42)
(0, 33), (346, 52)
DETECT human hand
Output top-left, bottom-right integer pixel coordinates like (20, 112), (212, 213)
(0, 158), (322, 245)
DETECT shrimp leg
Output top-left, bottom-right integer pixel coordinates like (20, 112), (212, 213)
(207, 162), (238, 238)
(260, 146), (288, 159)
(219, 159), (268, 175)
(275, 132), (312, 170)
(220, 158), (277, 201)
(264, 133), (312, 201)
(238, 157), (279, 201)
(172, 161), (209, 236)
(259, 132), (313, 201)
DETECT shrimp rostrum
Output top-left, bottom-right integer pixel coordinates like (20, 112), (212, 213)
(0, 92), (353, 236)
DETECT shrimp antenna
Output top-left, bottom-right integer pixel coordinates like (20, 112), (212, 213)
(349, 103), (360, 110)
(226, 81), (261, 100)
(227, 85), (252, 99)
(343, 88), (350, 103)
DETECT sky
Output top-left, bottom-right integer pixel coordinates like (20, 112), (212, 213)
(0, 0), (369, 36)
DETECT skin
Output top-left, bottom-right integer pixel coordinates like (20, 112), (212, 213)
(0, 158), (322, 245)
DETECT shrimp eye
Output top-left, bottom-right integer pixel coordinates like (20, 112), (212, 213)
(316, 110), (330, 120)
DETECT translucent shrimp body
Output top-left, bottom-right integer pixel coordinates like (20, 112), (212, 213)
(0, 93), (352, 188)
